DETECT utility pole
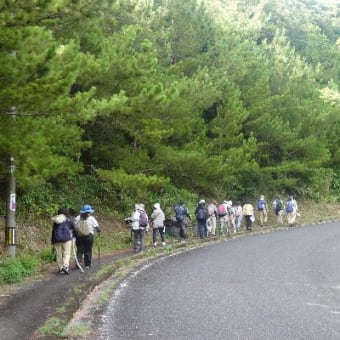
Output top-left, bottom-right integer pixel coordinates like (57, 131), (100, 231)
(6, 157), (16, 257)
(6, 106), (17, 257)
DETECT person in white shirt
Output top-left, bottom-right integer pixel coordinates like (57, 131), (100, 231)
(207, 200), (217, 236)
(234, 202), (243, 232)
(74, 204), (101, 268)
(151, 203), (166, 246)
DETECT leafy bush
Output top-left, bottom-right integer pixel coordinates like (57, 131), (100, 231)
(20, 254), (40, 274)
(0, 254), (40, 284)
(39, 247), (56, 263)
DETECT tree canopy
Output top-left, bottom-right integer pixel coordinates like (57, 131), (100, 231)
(0, 0), (339, 214)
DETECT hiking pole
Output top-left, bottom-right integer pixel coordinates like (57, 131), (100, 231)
(97, 233), (101, 264)
(72, 238), (84, 273)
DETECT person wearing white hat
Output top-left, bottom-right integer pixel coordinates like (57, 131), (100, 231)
(74, 204), (101, 268)
(257, 195), (268, 227)
(151, 203), (166, 246)
(207, 200), (217, 236)
(125, 204), (141, 252)
(126, 203), (148, 252)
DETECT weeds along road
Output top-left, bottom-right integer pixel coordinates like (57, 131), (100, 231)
(96, 222), (340, 340)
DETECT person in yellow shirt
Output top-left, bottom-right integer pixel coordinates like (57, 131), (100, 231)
(242, 199), (254, 231)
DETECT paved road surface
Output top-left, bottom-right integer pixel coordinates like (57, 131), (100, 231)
(97, 222), (340, 340)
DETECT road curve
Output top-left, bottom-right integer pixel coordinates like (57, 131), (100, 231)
(97, 222), (340, 340)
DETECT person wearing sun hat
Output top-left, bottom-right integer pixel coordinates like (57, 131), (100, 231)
(74, 204), (101, 268)
(151, 203), (166, 247)
(125, 203), (148, 252)
(207, 199), (217, 236)
(257, 194), (268, 227)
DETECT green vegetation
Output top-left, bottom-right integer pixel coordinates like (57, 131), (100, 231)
(38, 316), (68, 337)
(0, 254), (40, 283)
(0, 0), (339, 260)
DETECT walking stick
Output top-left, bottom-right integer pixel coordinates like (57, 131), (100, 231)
(72, 238), (84, 273)
(97, 234), (101, 264)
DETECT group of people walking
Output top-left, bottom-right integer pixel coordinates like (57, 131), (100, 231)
(51, 204), (101, 275)
(51, 195), (299, 270)
(125, 194), (299, 252)
(125, 202), (167, 253)
(181, 194), (299, 239)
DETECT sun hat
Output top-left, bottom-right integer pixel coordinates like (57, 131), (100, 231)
(153, 203), (160, 209)
(80, 204), (94, 214)
(136, 204), (145, 211)
(199, 199), (205, 204)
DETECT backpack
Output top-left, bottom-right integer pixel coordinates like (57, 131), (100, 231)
(54, 221), (71, 242)
(217, 204), (226, 217)
(286, 201), (294, 213)
(76, 219), (91, 237)
(175, 205), (186, 221)
(139, 211), (148, 227)
(275, 200), (283, 213)
(257, 199), (265, 210)
(196, 207), (206, 221)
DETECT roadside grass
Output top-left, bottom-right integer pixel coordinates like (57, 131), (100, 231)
(0, 254), (40, 284)
(38, 316), (66, 337)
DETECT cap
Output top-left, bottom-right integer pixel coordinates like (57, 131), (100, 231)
(80, 204), (94, 214)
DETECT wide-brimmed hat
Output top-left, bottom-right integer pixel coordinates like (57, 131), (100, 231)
(80, 204), (94, 214)
(153, 203), (160, 209)
(136, 204), (145, 211)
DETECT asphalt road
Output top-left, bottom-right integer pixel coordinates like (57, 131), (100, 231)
(97, 222), (340, 340)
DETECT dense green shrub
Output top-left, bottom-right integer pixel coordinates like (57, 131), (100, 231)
(39, 247), (56, 263)
(0, 254), (40, 284)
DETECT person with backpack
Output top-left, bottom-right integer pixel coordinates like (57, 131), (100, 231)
(125, 204), (141, 252)
(207, 199), (217, 236)
(135, 204), (148, 252)
(174, 200), (191, 242)
(286, 195), (298, 227)
(51, 207), (75, 274)
(227, 201), (237, 233)
(257, 195), (268, 227)
(234, 201), (243, 232)
(151, 203), (166, 247)
(242, 199), (254, 231)
(74, 204), (101, 268)
(195, 199), (208, 239)
(272, 196), (284, 224)
(217, 200), (229, 235)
